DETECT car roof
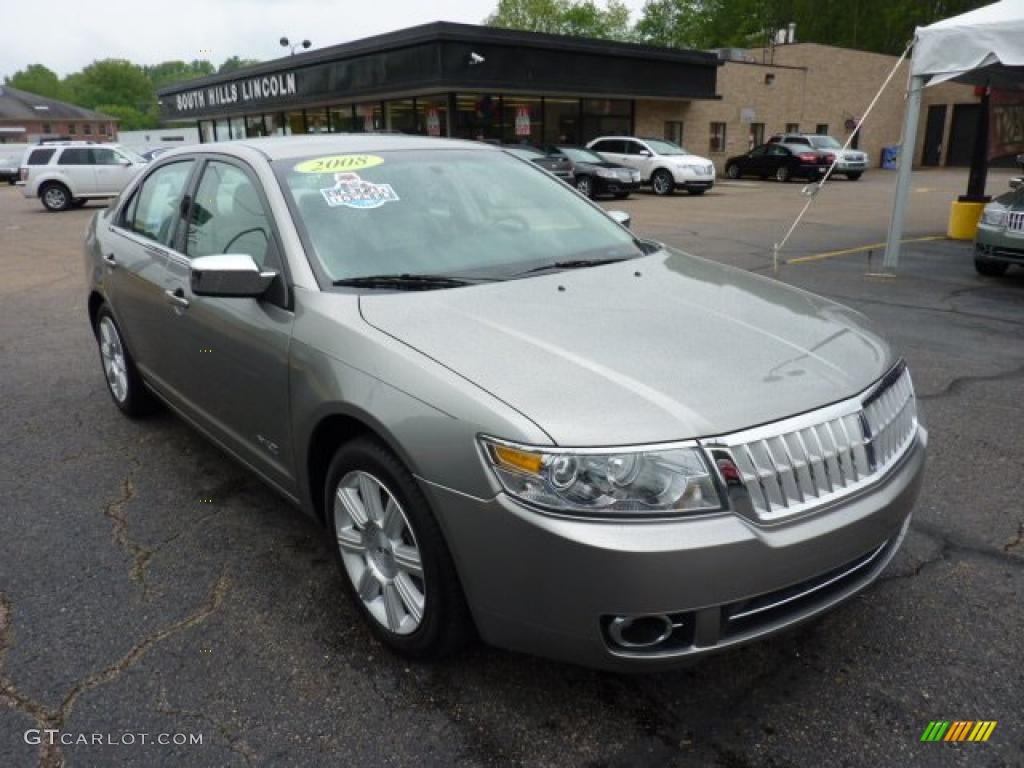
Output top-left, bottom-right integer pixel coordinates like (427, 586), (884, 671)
(196, 134), (494, 161)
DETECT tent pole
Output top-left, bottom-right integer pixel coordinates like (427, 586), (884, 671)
(883, 74), (926, 271)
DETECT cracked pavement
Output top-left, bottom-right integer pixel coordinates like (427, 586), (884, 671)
(1, 169), (1022, 767)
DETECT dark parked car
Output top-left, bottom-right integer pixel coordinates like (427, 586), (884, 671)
(725, 143), (834, 182)
(501, 145), (574, 183)
(545, 146), (641, 199)
(0, 154), (19, 184)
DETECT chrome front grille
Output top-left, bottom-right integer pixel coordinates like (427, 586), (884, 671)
(1007, 211), (1024, 232)
(704, 364), (917, 522)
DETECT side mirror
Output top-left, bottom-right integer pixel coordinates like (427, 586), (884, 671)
(190, 253), (277, 298)
(608, 210), (631, 229)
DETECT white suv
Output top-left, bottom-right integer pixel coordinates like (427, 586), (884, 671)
(586, 136), (715, 196)
(21, 143), (147, 211)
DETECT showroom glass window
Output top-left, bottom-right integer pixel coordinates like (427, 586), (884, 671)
(454, 94), (499, 141)
(355, 103), (383, 132)
(418, 95), (448, 137)
(387, 99), (418, 134)
(286, 111), (305, 134)
(199, 121), (215, 143)
(306, 109), (330, 134)
(502, 96), (542, 145)
(187, 161), (272, 267)
(125, 161), (195, 246)
(229, 116), (246, 140)
(581, 99), (630, 143)
(245, 115), (268, 137)
(214, 119), (229, 142)
(329, 106), (355, 133)
(266, 113), (287, 136)
(544, 98), (579, 145)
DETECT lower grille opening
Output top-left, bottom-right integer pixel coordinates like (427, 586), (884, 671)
(602, 612), (694, 653)
(722, 541), (889, 639)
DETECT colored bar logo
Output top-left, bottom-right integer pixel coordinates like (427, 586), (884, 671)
(920, 721), (997, 742)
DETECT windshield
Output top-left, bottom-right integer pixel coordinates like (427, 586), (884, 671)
(276, 149), (641, 284)
(558, 147), (606, 163)
(643, 139), (689, 156)
(808, 136), (842, 150)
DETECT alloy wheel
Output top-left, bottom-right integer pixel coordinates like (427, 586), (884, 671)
(44, 187), (68, 210)
(652, 172), (672, 195)
(333, 471), (426, 635)
(576, 176), (592, 197)
(98, 316), (129, 402)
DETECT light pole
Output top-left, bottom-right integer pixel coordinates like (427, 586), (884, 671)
(280, 37), (311, 56)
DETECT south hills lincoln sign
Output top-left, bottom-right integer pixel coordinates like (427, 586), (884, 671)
(172, 72), (299, 114)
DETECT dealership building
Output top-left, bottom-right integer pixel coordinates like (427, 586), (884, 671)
(158, 22), (980, 170)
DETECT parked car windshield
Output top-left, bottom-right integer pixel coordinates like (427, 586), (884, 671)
(557, 147), (606, 163)
(808, 136), (842, 150)
(276, 149), (641, 283)
(643, 139), (689, 156)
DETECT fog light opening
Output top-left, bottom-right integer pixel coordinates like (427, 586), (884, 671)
(608, 614), (674, 649)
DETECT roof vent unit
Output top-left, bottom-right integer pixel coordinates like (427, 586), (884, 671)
(714, 47), (752, 62)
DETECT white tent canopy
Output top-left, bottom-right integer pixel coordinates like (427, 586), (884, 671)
(884, 0), (1024, 269)
(912, 0), (1024, 84)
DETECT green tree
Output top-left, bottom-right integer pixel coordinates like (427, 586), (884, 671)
(145, 59), (215, 91)
(63, 59), (154, 114)
(218, 56), (261, 74)
(93, 103), (151, 131)
(4, 64), (62, 98)
(486, 0), (635, 40)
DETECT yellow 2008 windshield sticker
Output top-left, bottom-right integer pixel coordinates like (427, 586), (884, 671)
(293, 154), (383, 174)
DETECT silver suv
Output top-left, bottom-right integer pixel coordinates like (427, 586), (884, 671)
(769, 133), (868, 179)
(22, 142), (146, 210)
(84, 136), (925, 670)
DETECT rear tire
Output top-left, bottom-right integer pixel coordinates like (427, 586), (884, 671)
(40, 182), (71, 211)
(975, 258), (1009, 276)
(651, 169), (675, 196)
(94, 305), (157, 417)
(325, 437), (472, 659)
(725, 164), (740, 179)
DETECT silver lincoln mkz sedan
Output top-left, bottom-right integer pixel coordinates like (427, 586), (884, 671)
(85, 136), (926, 670)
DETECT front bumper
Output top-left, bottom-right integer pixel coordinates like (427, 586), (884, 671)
(671, 175), (715, 190)
(835, 161), (867, 172)
(594, 176), (640, 195)
(976, 224), (1024, 264)
(421, 428), (926, 671)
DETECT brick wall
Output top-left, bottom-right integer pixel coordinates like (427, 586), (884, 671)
(634, 43), (978, 172)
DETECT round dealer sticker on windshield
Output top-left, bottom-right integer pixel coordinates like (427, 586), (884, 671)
(294, 154), (384, 174)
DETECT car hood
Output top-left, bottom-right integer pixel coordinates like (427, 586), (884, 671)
(359, 250), (894, 446)
(665, 154), (714, 167)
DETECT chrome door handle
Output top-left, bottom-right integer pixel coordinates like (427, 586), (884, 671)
(102, 253), (117, 268)
(164, 288), (190, 309)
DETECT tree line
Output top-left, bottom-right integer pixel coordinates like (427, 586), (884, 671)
(486, 0), (990, 55)
(3, 57), (258, 130)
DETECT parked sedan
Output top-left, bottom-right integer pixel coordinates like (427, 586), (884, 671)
(545, 146), (640, 198)
(500, 144), (574, 183)
(85, 136), (924, 671)
(725, 143), (834, 182)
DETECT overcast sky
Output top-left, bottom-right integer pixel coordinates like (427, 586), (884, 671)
(0, 0), (649, 79)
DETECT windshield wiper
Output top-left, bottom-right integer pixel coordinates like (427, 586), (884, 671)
(333, 273), (471, 290)
(514, 257), (629, 277)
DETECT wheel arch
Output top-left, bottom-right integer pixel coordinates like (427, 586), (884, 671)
(87, 291), (106, 336)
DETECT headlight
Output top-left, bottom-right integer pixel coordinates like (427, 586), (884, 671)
(596, 168), (617, 179)
(479, 437), (724, 517)
(981, 206), (1008, 227)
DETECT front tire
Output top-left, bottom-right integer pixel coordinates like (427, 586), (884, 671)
(975, 258), (1009, 276)
(651, 169), (675, 196)
(40, 182), (71, 211)
(725, 163), (741, 179)
(775, 165), (791, 183)
(94, 306), (156, 417)
(575, 175), (594, 198)
(325, 437), (471, 659)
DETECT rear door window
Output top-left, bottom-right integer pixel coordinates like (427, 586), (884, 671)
(27, 148), (56, 165)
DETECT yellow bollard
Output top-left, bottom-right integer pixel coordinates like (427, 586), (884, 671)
(947, 200), (986, 240)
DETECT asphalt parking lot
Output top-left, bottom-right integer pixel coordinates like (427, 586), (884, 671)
(1, 168), (1022, 768)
